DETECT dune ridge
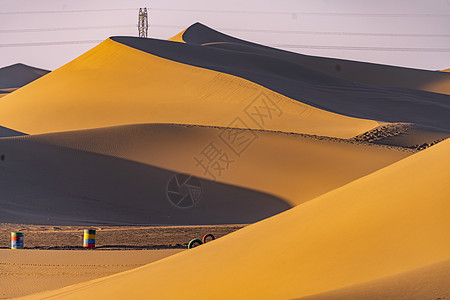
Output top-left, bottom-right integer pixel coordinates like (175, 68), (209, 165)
(179, 23), (450, 95)
(0, 38), (377, 138)
(0, 63), (49, 89)
(0, 123), (411, 225)
(111, 34), (450, 133)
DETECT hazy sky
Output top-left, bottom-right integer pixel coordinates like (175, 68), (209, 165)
(1, 0), (449, 70)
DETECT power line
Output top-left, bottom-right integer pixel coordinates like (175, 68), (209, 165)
(0, 8), (449, 18)
(273, 44), (450, 52)
(0, 40), (103, 47)
(0, 25), (135, 33)
(1, 39), (449, 53)
(0, 8), (135, 15)
(219, 27), (450, 38)
(149, 8), (450, 18)
(1, 24), (449, 39)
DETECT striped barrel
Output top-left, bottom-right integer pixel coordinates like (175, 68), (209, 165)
(83, 229), (96, 248)
(11, 232), (24, 249)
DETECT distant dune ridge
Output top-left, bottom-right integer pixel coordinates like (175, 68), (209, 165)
(0, 63), (49, 89)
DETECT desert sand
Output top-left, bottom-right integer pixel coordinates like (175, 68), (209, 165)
(0, 38), (378, 138)
(26, 132), (450, 299)
(0, 123), (411, 225)
(0, 249), (181, 298)
(299, 258), (450, 299)
(0, 21), (449, 299)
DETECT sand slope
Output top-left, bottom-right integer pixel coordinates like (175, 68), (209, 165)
(180, 23), (450, 95)
(24, 135), (450, 299)
(298, 258), (450, 300)
(0, 123), (409, 225)
(0, 125), (25, 138)
(0, 63), (49, 89)
(112, 35), (450, 132)
(28, 123), (411, 206)
(0, 38), (376, 139)
(0, 129), (288, 225)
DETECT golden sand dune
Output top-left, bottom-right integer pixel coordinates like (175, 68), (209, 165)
(0, 38), (376, 138)
(115, 34), (450, 133)
(0, 123), (409, 225)
(27, 138), (450, 299)
(298, 258), (450, 299)
(32, 123), (411, 206)
(0, 128), (287, 225)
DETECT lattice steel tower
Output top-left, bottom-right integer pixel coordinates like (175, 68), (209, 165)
(138, 8), (148, 38)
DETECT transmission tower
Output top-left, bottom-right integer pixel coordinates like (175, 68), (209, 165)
(138, 8), (148, 38)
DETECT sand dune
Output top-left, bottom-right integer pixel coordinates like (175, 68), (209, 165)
(0, 129), (288, 225)
(0, 125), (25, 138)
(147, 26), (450, 132)
(27, 137), (450, 299)
(0, 123), (409, 225)
(298, 258), (450, 299)
(1, 26), (448, 138)
(0, 63), (49, 89)
(1, 22), (448, 299)
(0, 38), (377, 138)
(177, 23), (450, 95)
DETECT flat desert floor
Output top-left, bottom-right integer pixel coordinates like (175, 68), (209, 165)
(0, 224), (243, 298)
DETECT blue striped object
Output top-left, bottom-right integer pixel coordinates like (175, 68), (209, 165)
(11, 232), (24, 249)
(83, 229), (96, 248)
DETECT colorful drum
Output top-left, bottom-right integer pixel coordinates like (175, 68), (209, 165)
(11, 232), (24, 249)
(83, 229), (96, 248)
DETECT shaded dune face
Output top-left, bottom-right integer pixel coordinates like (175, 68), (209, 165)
(15, 123), (411, 207)
(0, 134), (290, 225)
(0, 123), (410, 225)
(0, 63), (50, 89)
(112, 35), (450, 133)
(0, 125), (25, 138)
(179, 23), (450, 96)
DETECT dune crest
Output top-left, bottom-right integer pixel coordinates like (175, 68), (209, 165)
(0, 38), (377, 138)
(0, 63), (49, 90)
(179, 23), (450, 95)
